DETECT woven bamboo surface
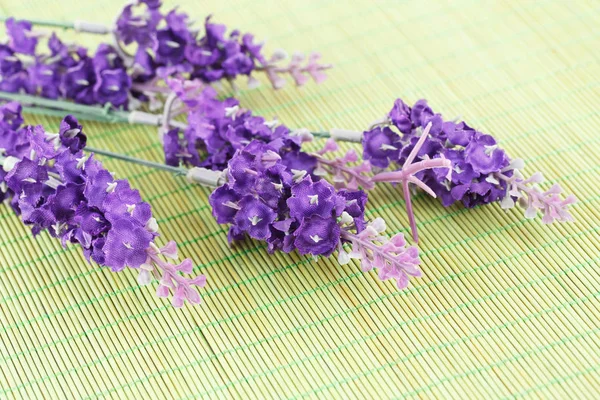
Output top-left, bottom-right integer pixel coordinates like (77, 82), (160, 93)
(1, 0), (600, 398)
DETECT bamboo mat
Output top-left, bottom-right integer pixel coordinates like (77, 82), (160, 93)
(1, 0), (600, 398)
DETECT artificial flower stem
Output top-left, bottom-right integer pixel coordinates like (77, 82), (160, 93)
(84, 146), (225, 188)
(402, 180), (418, 243)
(0, 91), (189, 129)
(0, 91), (129, 122)
(85, 146), (188, 175)
(0, 16), (111, 34)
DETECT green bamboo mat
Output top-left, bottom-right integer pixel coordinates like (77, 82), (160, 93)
(1, 0), (600, 398)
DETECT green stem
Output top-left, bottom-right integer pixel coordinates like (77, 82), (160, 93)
(0, 91), (336, 138)
(0, 16), (76, 30)
(86, 146), (188, 176)
(0, 91), (130, 123)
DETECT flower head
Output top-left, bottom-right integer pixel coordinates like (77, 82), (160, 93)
(0, 108), (206, 307)
(208, 138), (423, 290)
(357, 98), (576, 227)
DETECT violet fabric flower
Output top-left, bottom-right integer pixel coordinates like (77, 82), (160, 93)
(207, 138), (423, 289)
(104, 218), (153, 271)
(5, 18), (37, 55)
(163, 77), (317, 173)
(362, 127), (401, 168)
(94, 68), (132, 108)
(287, 178), (342, 220)
(59, 115), (87, 153)
(356, 98), (575, 225)
(0, 5), (332, 112)
(293, 215), (340, 256)
(0, 106), (206, 307)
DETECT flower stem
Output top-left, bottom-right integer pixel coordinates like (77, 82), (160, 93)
(86, 146), (188, 175)
(86, 146), (225, 188)
(0, 16), (75, 29)
(0, 16), (111, 34)
(0, 91), (130, 123)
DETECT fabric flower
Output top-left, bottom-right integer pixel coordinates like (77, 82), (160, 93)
(0, 108), (206, 306)
(103, 218), (153, 271)
(293, 215), (340, 256)
(362, 127), (401, 168)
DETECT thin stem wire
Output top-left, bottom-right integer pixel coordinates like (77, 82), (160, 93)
(0, 16), (75, 30)
(85, 146), (188, 176)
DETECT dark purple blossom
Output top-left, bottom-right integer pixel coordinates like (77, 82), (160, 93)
(362, 127), (401, 168)
(357, 98), (575, 226)
(103, 218), (153, 272)
(0, 108), (206, 306)
(294, 215), (340, 256)
(62, 58), (97, 105)
(5, 18), (37, 55)
(94, 68), (131, 107)
(59, 115), (87, 153)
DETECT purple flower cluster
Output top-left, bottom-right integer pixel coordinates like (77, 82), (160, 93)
(114, 0), (330, 89)
(163, 77), (317, 172)
(209, 140), (422, 289)
(117, 2), (263, 83)
(209, 140), (355, 256)
(363, 99), (510, 208)
(0, 102), (205, 306)
(2, 19), (131, 108)
(361, 98), (575, 223)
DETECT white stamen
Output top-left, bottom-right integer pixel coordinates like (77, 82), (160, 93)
(123, 242), (133, 249)
(64, 128), (80, 138)
(2, 156), (20, 172)
(310, 235), (322, 243)
(249, 215), (262, 226)
(0, 181), (7, 193)
(41, 69), (53, 76)
(145, 217), (158, 233)
(126, 204), (136, 214)
(291, 169), (307, 182)
(108, 85), (120, 91)
(485, 175), (500, 185)
(127, 19), (147, 27)
(201, 50), (213, 56)
(308, 194), (319, 205)
(272, 182), (283, 192)
(340, 211), (353, 225)
(106, 181), (117, 193)
(93, 216), (102, 222)
(224, 105), (240, 119)
(380, 143), (398, 151)
(264, 119), (279, 129)
(484, 144), (497, 156)
(22, 178), (36, 183)
(53, 222), (64, 235)
(454, 165), (464, 174)
(76, 79), (89, 86)
(76, 155), (88, 170)
(165, 40), (181, 48)
(223, 201), (241, 210)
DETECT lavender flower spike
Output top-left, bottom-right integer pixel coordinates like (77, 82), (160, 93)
(333, 98), (576, 226)
(0, 103), (206, 307)
(209, 140), (423, 289)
